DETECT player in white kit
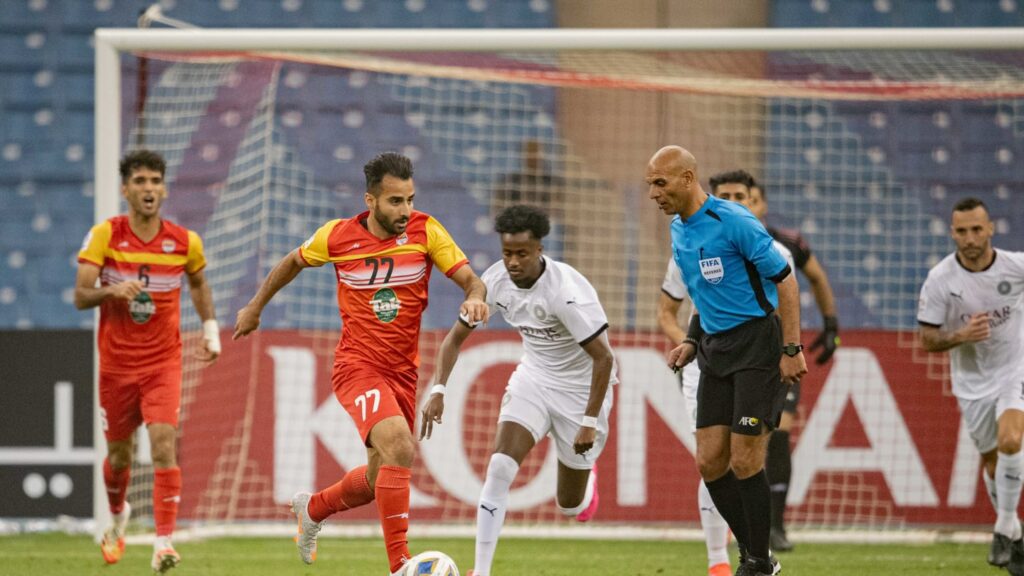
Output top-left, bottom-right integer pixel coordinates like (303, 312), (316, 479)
(657, 218), (794, 576)
(421, 205), (616, 576)
(917, 197), (1024, 574)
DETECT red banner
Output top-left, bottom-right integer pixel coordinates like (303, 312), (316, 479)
(178, 330), (990, 528)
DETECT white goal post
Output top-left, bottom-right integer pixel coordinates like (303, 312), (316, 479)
(92, 26), (1024, 539)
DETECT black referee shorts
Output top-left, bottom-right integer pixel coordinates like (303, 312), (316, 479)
(695, 315), (786, 436)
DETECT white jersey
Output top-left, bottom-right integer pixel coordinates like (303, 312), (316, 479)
(482, 256), (617, 391)
(661, 240), (795, 301)
(917, 249), (1024, 400)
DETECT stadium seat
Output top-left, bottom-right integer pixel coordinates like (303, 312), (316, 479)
(0, 30), (49, 70)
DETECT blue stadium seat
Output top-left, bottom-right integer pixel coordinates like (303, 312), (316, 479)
(58, 0), (152, 31)
(0, 70), (55, 109)
(55, 71), (94, 109)
(55, 32), (93, 71)
(0, 0), (52, 29)
(0, 31), (49, 70)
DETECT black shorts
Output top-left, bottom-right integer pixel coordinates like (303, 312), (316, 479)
(783, 380), (801, 414)
(695, 315), (786, 436)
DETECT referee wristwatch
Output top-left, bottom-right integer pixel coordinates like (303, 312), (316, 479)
(782, 343), (804, 357)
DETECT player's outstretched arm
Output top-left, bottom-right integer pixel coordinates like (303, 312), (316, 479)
(420, 319), (475, 440)
(74, 263), (144, 310)
(776, 272), (808, 385)
(802, 254), (840, 364)
(575, 333), (615, 455)
(233, 249), (307, 340)
(187, 268), (220, 364)
(919, 313), (990, 352)
(449, 265), (489, 325)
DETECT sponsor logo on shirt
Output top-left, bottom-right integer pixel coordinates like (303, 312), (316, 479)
(961, 306), (1013, 329)
(370, 287), (401, 323)
(999, 281), (1012, 295)
(699, 257), (724, 285)
(129, 292), (156, 324)
(519, 325), (560, 341)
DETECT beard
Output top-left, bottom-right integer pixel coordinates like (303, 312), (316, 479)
(373, 207), (408, 236)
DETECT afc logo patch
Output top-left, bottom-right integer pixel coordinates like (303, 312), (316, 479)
(699, 257), (724, 284)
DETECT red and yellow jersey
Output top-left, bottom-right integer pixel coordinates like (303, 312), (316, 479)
(78, 215), (206, 374)
(299, 210), (468, 371)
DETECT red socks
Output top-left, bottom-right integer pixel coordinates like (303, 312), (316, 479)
(375, 465), (412, 573)
(308, 465), (375, 522)
(103, 458), (130, 515)
(153, 467), (181, 537)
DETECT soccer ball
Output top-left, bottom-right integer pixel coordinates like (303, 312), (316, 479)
(403, 550), (460, 576)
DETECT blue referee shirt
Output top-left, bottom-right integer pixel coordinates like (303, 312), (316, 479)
(670, 194), (791, 335)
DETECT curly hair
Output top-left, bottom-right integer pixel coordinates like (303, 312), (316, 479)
(119, 149), (166, 182)
(494, 205), (551, 240)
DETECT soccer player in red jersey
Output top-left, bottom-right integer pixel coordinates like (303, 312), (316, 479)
(75, 150), (221, 573)
(233, 152), (488, 576)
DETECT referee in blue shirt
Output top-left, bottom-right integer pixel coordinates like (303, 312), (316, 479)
(647, 146), (807, 576)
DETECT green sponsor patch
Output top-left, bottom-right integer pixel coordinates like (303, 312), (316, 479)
(129, 291), (156, 324)
(370, 287), (401, 323)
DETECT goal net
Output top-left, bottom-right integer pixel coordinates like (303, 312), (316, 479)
(94, 28), (1024, 535)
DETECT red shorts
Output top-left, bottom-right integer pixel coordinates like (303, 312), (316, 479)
(332, 361), (418, 444)
(99, 367), (181, 442)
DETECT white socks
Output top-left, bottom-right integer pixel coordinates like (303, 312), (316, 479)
(698, 479), (731, 567)
(153, 535), (172, 552)
(474, 453), (519, 576)
(995, 450), (1024, 539)
(984, 468), (999, 511)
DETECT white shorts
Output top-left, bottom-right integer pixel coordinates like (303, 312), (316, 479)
(498, 370), (613, 470)
(680, 361), (701, 436)
(958, 379), (1024, 454)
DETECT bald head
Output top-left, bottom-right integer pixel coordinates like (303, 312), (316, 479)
(648, 146), (697, 174)
(645, 145), (706, 218)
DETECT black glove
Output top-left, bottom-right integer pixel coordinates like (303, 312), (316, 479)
(810, 315), (839, 365)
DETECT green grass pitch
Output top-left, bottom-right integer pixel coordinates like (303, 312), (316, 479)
(0, 533), (991, 575)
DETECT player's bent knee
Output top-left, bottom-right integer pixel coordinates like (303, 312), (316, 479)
(107, 447), (133, 470)
(697, 457), (729, 481)
(729, 452), (765, 479)
(998, 436), (1023, 455)
(486, 453), (519, 484)
(375, 433), (416, 466)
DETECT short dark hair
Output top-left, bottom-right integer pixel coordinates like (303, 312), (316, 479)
(120, 149), (166, 182)
(494, 205), (550, 240)
(364, 152), (414, 195)
(751, 181), (765, 199)
(953, 197), (987, 214)
(709, 169), (756, 193)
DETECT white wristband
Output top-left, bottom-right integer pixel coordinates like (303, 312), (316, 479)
(203, 319), (221, 354)
(458, 311), (480, 328)
(581, 415), (598, 428)
(430, 384), (447, 396)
